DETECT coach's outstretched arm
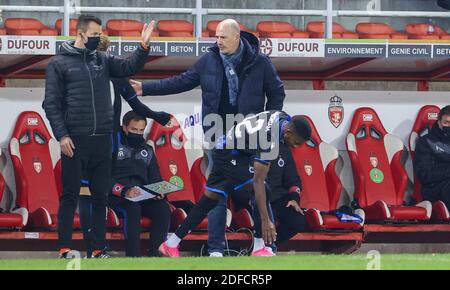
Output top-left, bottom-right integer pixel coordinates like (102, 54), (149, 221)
(253, 161), (277, 245)
(108, 21), (155, 78)
(129, 56), (203, 96)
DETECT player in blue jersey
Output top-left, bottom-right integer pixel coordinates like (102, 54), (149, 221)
(158, 110), (312, 257)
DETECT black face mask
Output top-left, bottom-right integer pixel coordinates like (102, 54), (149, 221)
(83, 35), (100, 51)
(126, 132), (145, 147)
(442, 126), (450, 139)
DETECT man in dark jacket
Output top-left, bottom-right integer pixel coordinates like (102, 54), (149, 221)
(78, 34), (172, 258)
(42, 14), (155, 258)
(109, 111), (171, 257)
(415, 105), (450, 208)
(130, 19), (285, 135)
(130, 19), (285, 257)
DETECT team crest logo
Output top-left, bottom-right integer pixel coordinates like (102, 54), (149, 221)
(304, 161), (313, 176)
(249, 166), (255, 174)
(260, 38), (273, 56)
(33, 157), (42, 174)
(369, 152), (384, 184)
(328, 95), (344, 128)
(278, 158), (285, 168)
(369, 153), (378, 168)
(140, 150), (148, 158)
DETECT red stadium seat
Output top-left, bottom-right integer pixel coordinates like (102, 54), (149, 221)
(291, 31), (310, 38)
(55, 19), (78, 36)
(390, 34), (409, 39)
(341, 32), (360, 39)
(189, 157), (207, 204)
(409, 105), (449, 222)
(163, 31), (193, 37)
(291, 116), (364, 231)
(306, 21), (359, 39)
(39, 28), (58, 36)
(106, 208), (120, 229)
(106, 19), (160, 37)
(157, 20), (194, 37)
(5, 18), (57, 36)
(256, 21), (298, 38)
(190, 157), (232, 228)
(346, 107), (432, 222)
(8, 29), (41, 36)
(147, 119), (207, 229)
(107, 19), (144, 36)
(0, 150), (28, 229)
(55, 19), (111, 37)
(356, 22), (407, 39)
(406, 23), (450, 39)
(9, 111), (80, 229)
(201, 29), (210, 37)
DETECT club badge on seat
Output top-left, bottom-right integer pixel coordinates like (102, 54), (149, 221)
(369, 152), (384, 184)
(33, 157), (42, 174)
(304, 160), (313, 176)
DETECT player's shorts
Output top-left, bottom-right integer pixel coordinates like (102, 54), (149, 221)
(205, 148), (255, 197)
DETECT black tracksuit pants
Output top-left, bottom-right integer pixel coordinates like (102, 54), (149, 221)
(109, 195), (171, 257)
(58, 135), (111, 251)
(271, 195), (308, 245)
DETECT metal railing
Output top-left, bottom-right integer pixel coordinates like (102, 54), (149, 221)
(1, 0), (450, 38)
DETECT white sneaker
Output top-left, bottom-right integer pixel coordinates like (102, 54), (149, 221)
(209, 252), (223, 257)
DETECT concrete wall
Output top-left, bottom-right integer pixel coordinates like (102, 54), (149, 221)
(0, 0), (448, 33)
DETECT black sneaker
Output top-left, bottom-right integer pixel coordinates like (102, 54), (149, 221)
(91, 250), (111, 259)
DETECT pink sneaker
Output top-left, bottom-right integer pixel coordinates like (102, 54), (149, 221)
(251, 247), (276, 257)
(158, 242), (180, 258)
